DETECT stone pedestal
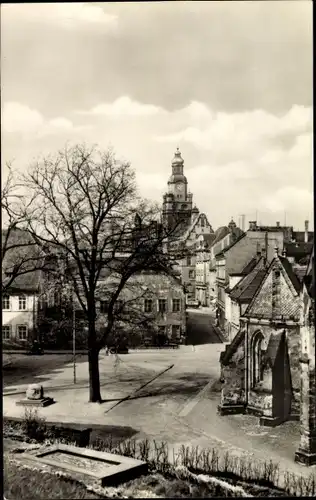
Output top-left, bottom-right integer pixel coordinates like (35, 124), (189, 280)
(16, 383), (54, 408)
(295, 356), (316, 466)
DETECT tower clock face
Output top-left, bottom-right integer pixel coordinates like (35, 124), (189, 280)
(176, 183), (183, 191)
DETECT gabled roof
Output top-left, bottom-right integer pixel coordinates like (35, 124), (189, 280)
(197, 233), (216, 249)
(292, 264), (308, 283)
(230, 257), (266, 303)
(303, 245), (314, 299)
(278, 256), (301, 293)
(3, 269), (42, 293)
(212, 226), (230, 244)
(240, 257), (258, 275)
(181, 212), (214, 242)
(220, 328), (245, 366)
(243, 254), (302, 319)
(215, 231), (246, 258)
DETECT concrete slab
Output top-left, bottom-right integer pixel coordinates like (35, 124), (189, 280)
(21, 443), (148, 486)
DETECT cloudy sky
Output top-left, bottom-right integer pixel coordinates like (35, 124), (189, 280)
(1, 1), (313, 230)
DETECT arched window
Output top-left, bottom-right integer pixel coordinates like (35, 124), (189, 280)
(251, 331), (264, 388)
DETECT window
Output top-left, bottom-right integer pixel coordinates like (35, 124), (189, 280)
(158, 299), (167, 313)
(187, 256), (191, 266)
(158, 325), (166, 334)
(19, 296), (27, 310)
(173, 299), (181, 312)
(17, 325), (28, 341)
(2, 295), (10, 310)
(2, 325), (11, 340)
(201, 217), (205, 227)
(189, 270), (195, 279)
(100, 301), (109, 313)
(144, 299), (153, 313)
(252, 331), (264, 387)
(171, 325), (181, 338)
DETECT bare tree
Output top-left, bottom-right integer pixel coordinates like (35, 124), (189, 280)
(20, 144), (182, 402)
(1, 166), (47, 293)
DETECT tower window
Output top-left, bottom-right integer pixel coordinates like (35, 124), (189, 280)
(252, 331), (264, 388)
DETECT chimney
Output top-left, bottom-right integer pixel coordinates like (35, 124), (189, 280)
(274, 246), (279, 258)
(241, 214), (245, 232)
(282, 247), (287, 258)
(256, 241), (261, 261)
(304, 220), (309, 243)
(276, 221), (280, 228)
(249, 220), (257, 231)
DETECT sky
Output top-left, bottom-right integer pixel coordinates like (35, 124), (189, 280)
(1, 1), (313, 231)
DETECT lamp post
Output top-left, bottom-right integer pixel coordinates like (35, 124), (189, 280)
(72, 290), (76, 385)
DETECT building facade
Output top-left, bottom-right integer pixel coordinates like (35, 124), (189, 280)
(295, 246), (316, 465)
(219, 249), (302, 426)
(215, 222), (290, 339)
(2, 274), (40, 344)
(96, 270), (186, 345)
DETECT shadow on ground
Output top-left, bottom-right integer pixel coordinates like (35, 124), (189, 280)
(99, 372), (222, 408)
(3, 355), (87, 389)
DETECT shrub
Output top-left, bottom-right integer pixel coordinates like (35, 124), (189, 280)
(22, 408), (47, 442)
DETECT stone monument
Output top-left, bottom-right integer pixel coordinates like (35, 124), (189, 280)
(16, 383), (54, 407)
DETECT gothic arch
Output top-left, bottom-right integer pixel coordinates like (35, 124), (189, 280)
(251, 330), (264, 388)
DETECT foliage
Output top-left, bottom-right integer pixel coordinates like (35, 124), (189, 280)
(4, 423), (316, 497)
(4, 457), (103, 499)
(22, 408), (47, 442)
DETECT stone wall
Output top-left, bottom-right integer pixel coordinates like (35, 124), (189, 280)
(221, 341), (246, 408)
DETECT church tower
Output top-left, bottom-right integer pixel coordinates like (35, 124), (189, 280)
(162, 148), (193, 234)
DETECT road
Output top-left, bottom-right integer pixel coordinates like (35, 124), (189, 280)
(3, 342), (313, 478)
(186, 308), (222, 345)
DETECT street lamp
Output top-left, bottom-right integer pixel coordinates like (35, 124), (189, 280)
(72, 290), (76, 384)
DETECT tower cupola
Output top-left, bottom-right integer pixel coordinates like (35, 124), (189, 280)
(168, 147), (187, 184)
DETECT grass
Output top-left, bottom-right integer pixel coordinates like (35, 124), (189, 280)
(4, 409), (316, 497)
(4, 457), (103, 500)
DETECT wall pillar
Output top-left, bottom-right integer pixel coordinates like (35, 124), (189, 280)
(295, 354), (316, 466)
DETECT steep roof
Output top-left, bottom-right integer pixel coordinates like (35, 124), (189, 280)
(181, 212), (214, 242)
(292, 264), (308, 283)
(215, 231), (246, 258)
(199, 233), (216, 248)
(213, 226), (230, 244)
(278, 256), (302, 293)
(243, 254), (302, 320)
(240, 257), (258, 275)
(220, 328), (245, 366)
(230, 257), (266, 303)
(2, 269), (42, 293)
(303, 245), (314, 299)
(284, 241), (313, 261)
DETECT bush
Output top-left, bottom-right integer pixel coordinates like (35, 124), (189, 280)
(23, 408), (47, 442)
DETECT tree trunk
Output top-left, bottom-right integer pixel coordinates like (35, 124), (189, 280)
(88, 347), (102, 402)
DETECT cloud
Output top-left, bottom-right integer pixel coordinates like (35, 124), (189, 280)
(155, 104), (312, 165)
(2, 3), (118, 29)
(2, 102), (44, 133)
(2, 101), (90, 137)
(262, 186), (313, 214)
(2, 97), (313, 230)
(77, 96), (164, 118)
